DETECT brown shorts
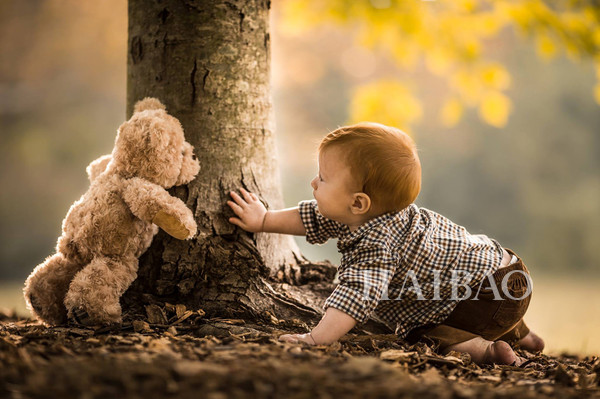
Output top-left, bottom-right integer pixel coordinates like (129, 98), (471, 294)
(406, 248), (532, 353)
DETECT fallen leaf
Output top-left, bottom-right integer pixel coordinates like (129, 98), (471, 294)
(380, 350), (418, 362)
(145, 305), (168, 325)
(175, 304), (187, 319)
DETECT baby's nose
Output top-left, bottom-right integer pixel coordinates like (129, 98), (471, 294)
(310, 177), (317, 190)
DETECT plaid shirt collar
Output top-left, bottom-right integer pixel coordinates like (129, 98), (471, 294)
(337, 208), (409, 252)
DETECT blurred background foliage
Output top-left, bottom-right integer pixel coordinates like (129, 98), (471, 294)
(0, 1), (127, 280)
(272, 0), (600, 277)
(282, 0), (600, 129)
(0, 0), (598, 353)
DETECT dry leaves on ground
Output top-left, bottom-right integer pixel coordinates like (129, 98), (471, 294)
(1, 307), (598, 398)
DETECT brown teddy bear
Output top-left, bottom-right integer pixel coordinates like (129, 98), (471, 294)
(24, 97), (200, 326)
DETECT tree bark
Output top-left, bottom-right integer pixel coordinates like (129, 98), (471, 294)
(122, 0), (391, 334)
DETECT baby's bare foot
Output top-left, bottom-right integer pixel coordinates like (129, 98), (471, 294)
(516, 330), (545, 352)
(445, 337), (523, 366)
(483, 340), (522, 365)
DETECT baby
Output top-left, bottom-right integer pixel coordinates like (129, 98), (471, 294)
(227, 122), (544, 365)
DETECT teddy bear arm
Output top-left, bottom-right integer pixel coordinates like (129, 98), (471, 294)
(86, 154), (112, 182)
(123, 178), (197, 240)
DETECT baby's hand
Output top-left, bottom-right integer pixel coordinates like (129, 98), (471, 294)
(227, 188), (267, 233)
(278, 333), (316, 345)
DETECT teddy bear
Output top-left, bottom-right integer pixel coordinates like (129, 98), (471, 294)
(23, 97), (200, 326)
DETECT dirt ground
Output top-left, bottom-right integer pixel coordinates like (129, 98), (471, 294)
(1, 307), (599, 399)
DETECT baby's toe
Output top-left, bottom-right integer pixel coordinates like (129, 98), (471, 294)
(517, 331), (545, 352)
(485, 340), (518, 365)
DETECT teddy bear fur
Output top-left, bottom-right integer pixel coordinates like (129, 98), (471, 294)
(24, 98), (200, 326)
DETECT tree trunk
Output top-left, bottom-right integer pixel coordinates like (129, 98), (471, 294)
(122, 0), (390, 334)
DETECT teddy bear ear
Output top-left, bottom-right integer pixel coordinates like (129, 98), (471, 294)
(133, 97), (166, 113)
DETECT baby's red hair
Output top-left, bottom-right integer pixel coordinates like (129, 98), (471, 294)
(319, 122), (421, 214)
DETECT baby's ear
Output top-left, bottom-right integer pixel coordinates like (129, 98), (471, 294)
(351, 193), (371, 215)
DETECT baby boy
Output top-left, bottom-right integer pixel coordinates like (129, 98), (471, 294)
(227, 122), (544, 365)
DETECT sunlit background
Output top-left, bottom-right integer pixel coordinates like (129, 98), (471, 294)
(0, 1), (598, 355)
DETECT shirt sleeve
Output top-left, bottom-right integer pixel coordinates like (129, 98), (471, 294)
(323, 244), (397, 324)
(298, 200), (345, 244)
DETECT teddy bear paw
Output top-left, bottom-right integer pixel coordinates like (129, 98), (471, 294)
(152, 210), (196, 240)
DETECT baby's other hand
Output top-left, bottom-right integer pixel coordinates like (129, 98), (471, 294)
(227, 188), (267, 233)
(278, 333), (316, 345)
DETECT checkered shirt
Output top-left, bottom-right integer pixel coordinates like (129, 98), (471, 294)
(298, 200), (505, 339)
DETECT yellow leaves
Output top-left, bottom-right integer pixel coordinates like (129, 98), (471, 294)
(478, 91), (512, 128)
(565, 42), (581, 63)
(441, 98), (464, 128)
(481, 63), (511, 90)
(281, 0), (325, 36)
(425, 48), (453, 76)
(583, 7), (597, 24)
(447, 64), (512, 127)
(593, 28), (600, 47)
(450, 63), (510, 105)
(479, 12), (505, 37)
(278, 0), (600, 128)
(561, 12), (588, 36)
(390, 43), (420, 70)
(349, 80), (422, 130)
(462, 39), (481, 61)
(451, 70), (482, 106)
(349, 78), (512, 129)
(505, 3), (534, 32)
(536, 34), (558, 60)
(458, 0), (477, 13)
